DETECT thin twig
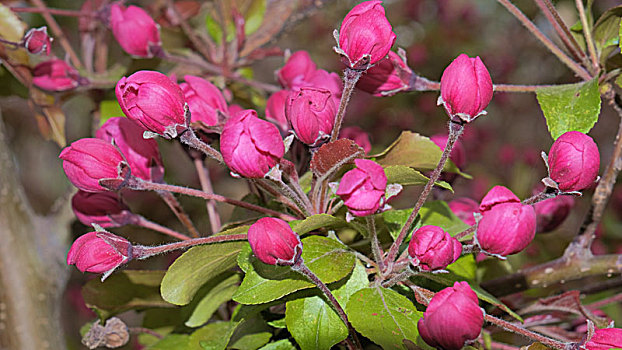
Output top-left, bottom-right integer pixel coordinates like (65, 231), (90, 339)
(11, 6), (92, 17)
(485, 314), (569, 350)
(366, 216), (385, 272)
(157, 190), (201, 238)
(135, 234), (247, 258)
(193, 157), (221, 234)
(129, 214), (192, 241)
(575, 0), (599, 74)
(533, 0), (585, 62)
(330, 68), (362, 141)
(165, 0), (214, 61)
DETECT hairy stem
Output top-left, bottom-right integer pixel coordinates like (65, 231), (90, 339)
(485, 314), (568, 350)
(533, 0), (585, 61)
(193, 158), (221, 234)
(575, 0), (599, 74)
(157, 190), (200, 238)
(135, 234), (247, 258)
(330, 68), (362, 142)
(366, 216), (385, 272)
(179, 129), (224, 164)
(130, 214), (191, 241)
(385, 121), (465, 265)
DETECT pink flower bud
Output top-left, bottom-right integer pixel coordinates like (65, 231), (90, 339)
(338, 0), (396, 69)
(408, 225), (462, 271)
(584, 328), (622, 350)
(448, 197), (479, 226)
(32, 59), (83, 91)
(109, 3), (161, 57)
(285, 87), (336, 146)
(479, 185), (520, 213)
(72, 190), (133, 228)
(23, 27), (51, 55)
(336, 159), (387, 216)
(67, 231), (132, 274)
(340, 126), (372, 154)
(220, 109), (285, 178)
(59, 138), (126, 193)
(418, 281), (483, 350)
(304, 69), (343, 104)
(248, 217), (302, 266)
(265, 90), (290, 132)
(476, 202), (536, 257)
(534, 195), (574, 233)
(96, 117), (164, 182)
(431, 133), (467, 170)
(180, 75), (228, 126)
(439, 54), (493, 122)
(547, 131), (600, 192)
(115, 70), (186, 138)
(277, 51), (317, 89)
(357, 51), (411, 96)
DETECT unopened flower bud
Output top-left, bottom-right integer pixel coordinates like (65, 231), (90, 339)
(476, 186), (536, 257)
(32, 59), (83, 91)
(248, 217), (302, 266)
(72, 191), (133, 228)
(277, 50), (317, 89)
(418, 281), (483, 350)
(336, 159), (387, 216)
(96, 117), (164, 182)
(340, 126), (371, 154)
(337, 0), (396, 70)
(439, 54), (493, 123)
(265, 90), (290, 132)
(220, 109), (284, 178)
(547, 131), (600, 192)
(115, 70), (186, 138)
(408, 225), (462, 271)
(109, 3), (161, 57)
(534, 195), (574, 233)
(180, 75), (228, 126)
(357, 51), (411, 96)
(448, 197), (479, 226)
(59, 138), (126, 193)
(285, 87), (336, 146)
(67, 231), (132, 274)
(584, 328), (622, 350)
(23, 26), (51, 55)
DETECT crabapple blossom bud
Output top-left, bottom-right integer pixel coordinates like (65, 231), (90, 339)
(109, 3), (161, 57)
(431, 133), (467, 170)
(285, 87), (336, 146)
(72, 191), (133, 228)
(584, 328), (622, 350)
(248, 217), (302, 266)
(408, 225), (462, 271)
(23, 27), (51, 55)
(547, 131), (600, 192)
(96, 117), (165, 182)
(304, 69), (343, 104)
(337, 0), (396, 70)
(67, 231), (132, 274)
(220, 109), (284, 178)
(534, 195), (574, 233)
(59, 138), (126, 193)
(357, 51), (411, 96)
(340, 126), (372, 154)
(179, 75), (228, 126)
(448, 197), (479, 226)
(32, 59), (83, 91)
(115, 70), (186, 138)
(336, 159), (387, 216)
(265, 90), (290, 132)
(439, 54), (493, 122)
(476, 186), (536, 256)
(418, 281), (483, 350)
(277, 50), (317, 89)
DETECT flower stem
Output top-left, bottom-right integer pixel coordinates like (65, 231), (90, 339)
(179, 129), (224, 164)
(384, 121), (465, 266)
(366, 216), (385, 273)
(454, 226), (477, 240)
(292, 259), (362, 350)
(495, 0), (591, 80)
(484, 314), (568, 350)
(330, 68), (362, 142)
(11, 6), (91, 17)
(128, 177), (297, 222)
(193, 157), (221, 234)
(157, 190), (200, 238)
(533, 0), (586, 62)
(575, 0), (599, 74)
(130, 214), (191, 241)
(134, 234), (247, 258)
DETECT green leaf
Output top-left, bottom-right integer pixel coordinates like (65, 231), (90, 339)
(185, 274), (240, 327)
(258, 339), (296, 350)
(229, 315), (272, 350)
(285, 261), (368, 350)
(371, 131), (469, 178)
(346, 287), (422, 349)
(161, 240), (246, 305)
(0, 4), (25, 41)
(267, 318), (286, 329)
(99, 101), (125, 127)
(149, 334), (190, 350)
(593, 6), (622, 52)
(244, 0), (267, 36)
(189, 321), (237, 350)
(536, 77), (601, 140)
(446, 254), (476, 281)
(291, 214), (346, 235)
(382, 201), (470, 241)
(384, 165), (452, 191)
(233, 236), (355, 304)
(82, 270), (172, 320)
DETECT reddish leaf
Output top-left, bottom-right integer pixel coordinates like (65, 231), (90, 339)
(310, 139), (364, 178)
